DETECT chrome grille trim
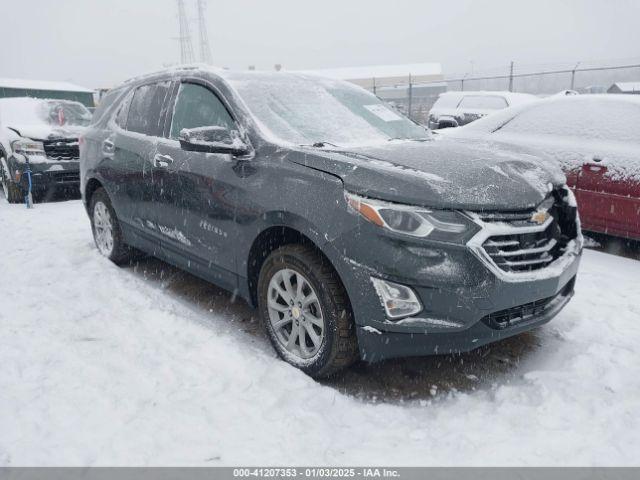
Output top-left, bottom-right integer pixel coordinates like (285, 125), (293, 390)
(465, 190), (582, 283)
(42, 138), (80, 161)
(492, 238), (557, 257)
(502, 256), (553, 267)
(484, 239), (519, 248)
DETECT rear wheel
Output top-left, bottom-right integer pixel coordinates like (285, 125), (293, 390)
(89, 188), (134, 264)
(258, 245), (358, 378)
(0, 157), (22, 203)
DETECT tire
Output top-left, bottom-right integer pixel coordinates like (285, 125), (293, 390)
(0, 157), (23, 204)
(89, 187), (134, 265)
(257, 244), (359, 378)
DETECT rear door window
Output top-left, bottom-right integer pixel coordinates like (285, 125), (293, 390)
(125, 81), (172, 136)
(169, 83), (235, 139)
(432, 94), (462, 109)
(458, 95), (508, 110)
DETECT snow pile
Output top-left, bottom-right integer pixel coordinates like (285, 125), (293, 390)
(1, 199), (639, 466)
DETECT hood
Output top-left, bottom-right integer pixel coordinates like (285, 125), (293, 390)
(293, 138), (565, 211)
(7, 124), (86, 141)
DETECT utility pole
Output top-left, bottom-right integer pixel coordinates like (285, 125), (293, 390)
(570, 62), (580, 90)
(196, 0), (213, 64)
(508, 61), (514, 92)
(407, 73), (413, 121)
(177, 0), (195, 64)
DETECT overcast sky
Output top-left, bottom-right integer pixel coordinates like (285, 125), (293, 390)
(2, 0), (639, 88)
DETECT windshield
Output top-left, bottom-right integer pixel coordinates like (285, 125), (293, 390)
(44, 101), (92, 126)
(226, 73), (429, 146)
(0, 98), (92, 127)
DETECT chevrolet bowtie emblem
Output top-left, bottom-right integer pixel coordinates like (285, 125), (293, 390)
(530, 210), (549, 225)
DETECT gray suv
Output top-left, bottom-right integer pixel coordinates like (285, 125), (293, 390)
(80, 66), (582, 377)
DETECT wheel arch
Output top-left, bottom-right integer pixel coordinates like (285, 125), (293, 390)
(244, 218), (348, 310)
(83, 177), (104, 213)
(0, 145), (9, 179)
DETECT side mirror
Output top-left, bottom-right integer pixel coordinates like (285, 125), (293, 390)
(178, 126), (250, 156)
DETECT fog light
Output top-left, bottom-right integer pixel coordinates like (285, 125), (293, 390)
(371, 277), (422, 320)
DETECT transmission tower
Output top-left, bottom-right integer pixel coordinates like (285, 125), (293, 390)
(177, 0), (195, 64)
(196, 0), (213, 63)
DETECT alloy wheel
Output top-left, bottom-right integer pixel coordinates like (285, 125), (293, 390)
(0, 161), (8, 199)
(93, 201), (115, 256)
(266, 268), (325, 360)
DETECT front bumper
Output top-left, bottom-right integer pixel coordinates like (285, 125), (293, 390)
(10, 156), (80, 191)
(325, 209), (582, 363)
(356, 268), (578, 362)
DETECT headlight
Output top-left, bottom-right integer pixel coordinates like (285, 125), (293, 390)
(11, 139), (45, 157)
(345, 192), (468, 238)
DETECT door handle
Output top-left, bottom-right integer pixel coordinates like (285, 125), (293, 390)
(583, 163), (606, 173)
(153, 154), (174, 168)
(102, 139), (115, 155)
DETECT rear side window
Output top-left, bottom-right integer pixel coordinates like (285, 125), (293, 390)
(458, 95), (508, 110)
(115, 91), (132, 128)
(91, 89), (123, 126)
(169, 83), (235, 139)
(125, 81), (172, 136)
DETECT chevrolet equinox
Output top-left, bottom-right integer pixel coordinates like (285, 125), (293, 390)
(80, 66), (582, 377)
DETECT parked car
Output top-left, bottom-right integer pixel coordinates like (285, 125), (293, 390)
(80, 67), (582, 377)
(428, 91), (538, 130)
(0, 97), (91, 203)
(444, 94), (640, 241)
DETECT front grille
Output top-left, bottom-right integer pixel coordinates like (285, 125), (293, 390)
(482, 278), (575, 330)
(483, 231), (561, 272)
(42, 138), (79, 160)
(51, 171), (80, 184)
(478, 193), (577, 273)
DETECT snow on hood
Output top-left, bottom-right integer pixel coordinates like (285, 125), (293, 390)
(6, 124), (86, 141)
(293, 138), (565, 211)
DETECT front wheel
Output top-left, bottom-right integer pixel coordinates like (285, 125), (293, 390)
(257, 245), (358, 378)
(89, 188), (134, 264)
(0, 157), (23, 203)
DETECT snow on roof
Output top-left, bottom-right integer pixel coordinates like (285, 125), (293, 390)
(438, 90), (538, 104)
(301, 63), (442, 81)
(0, 78), (94, 93)
(610, 82), (640, 92)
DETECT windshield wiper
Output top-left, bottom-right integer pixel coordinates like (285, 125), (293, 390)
(387, 137), (430, 142)
(301, 141), (341, 148)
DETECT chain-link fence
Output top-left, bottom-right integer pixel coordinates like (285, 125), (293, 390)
(369, 62), (640, 125)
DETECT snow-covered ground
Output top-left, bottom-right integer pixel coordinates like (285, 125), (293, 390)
(1, 198), (639, 466)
